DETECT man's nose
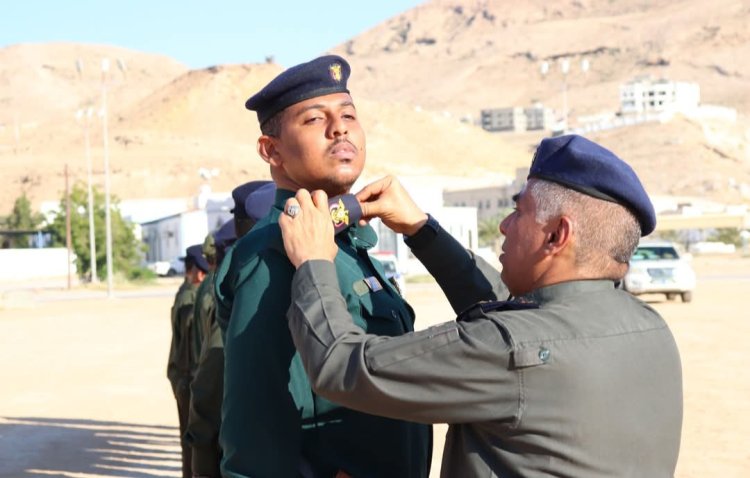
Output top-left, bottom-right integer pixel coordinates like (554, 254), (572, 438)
(499, 216), (508, 236)
(329, 116), (348, 138)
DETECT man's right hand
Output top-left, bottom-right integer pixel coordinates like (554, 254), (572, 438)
(355, 176), (428, 236)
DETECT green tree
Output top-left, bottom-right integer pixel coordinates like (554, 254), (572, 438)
(708, 228), (742, 247)
(48, 182), (148, 281)
(2, 192), (45, 248)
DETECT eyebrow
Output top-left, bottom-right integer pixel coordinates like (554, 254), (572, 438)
(294, 100), (356, 117)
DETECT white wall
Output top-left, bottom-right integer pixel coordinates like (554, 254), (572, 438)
(0, 248), (76, 281)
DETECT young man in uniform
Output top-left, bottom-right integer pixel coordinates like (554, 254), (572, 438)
(279, 134), (683, 477)
(215, 55), (432, 478)
(167, 244), (208, 478)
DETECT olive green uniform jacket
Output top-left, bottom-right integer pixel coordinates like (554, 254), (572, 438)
(186, 270), (225, 477)
(215, 189), (432, 478)
(287, 222), (683, 477)
(167, 280), (198, 395)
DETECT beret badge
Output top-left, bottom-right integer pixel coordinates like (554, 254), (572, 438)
(329, 63), (343, 82)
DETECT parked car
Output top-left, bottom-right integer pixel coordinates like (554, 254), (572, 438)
(147, 257), (185, 277)
(622, 241), (696, 302)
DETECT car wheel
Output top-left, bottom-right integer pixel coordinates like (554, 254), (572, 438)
(167, 268), (177, 277)
(681, 291), (693, 303)
(666, 293), (677, 301)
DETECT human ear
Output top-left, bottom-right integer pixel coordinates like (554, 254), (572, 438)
(257, 136), (281, 167)
(547, 216), (572, 252)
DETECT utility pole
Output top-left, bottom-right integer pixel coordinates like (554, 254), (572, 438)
(540, 57), (591, 132)
(65, 164), (72, 290)
(77, 106), (98, 283)
(101, 59), (114, 297)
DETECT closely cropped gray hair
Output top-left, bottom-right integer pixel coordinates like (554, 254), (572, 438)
(526, 179), (640, 271)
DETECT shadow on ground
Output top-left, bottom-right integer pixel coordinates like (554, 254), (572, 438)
(0, 417), (181, 478)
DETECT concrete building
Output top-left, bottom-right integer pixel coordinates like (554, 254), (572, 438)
(481, 106), (553, 132)
(443, 168), (528, 222)
(481, 107), (527, 132)
(524, 105), (554, 131)
(620, 77), (700, 115)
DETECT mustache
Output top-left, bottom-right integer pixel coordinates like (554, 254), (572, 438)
(327, 138), (358, 154)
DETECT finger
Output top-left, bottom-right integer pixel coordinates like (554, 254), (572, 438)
(295, 188), (314, 209)
(360, 200), (386, 221)
(354, 175), (391, 203)
(310, 190), (330, 214)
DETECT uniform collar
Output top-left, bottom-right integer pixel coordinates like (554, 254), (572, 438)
(518, 279), (618, 305)
(273, 188), (377, 249)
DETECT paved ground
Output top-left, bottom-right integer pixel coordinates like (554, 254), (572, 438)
(1, 255), (749, 477)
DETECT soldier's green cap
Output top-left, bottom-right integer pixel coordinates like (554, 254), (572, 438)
(202, 232), (216, 259)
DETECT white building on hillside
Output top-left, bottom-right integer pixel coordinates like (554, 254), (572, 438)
(620, 77), (700, 115)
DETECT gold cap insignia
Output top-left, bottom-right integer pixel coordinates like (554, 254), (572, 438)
(329, 63), (343, 82)
(330, 198), (350, 226)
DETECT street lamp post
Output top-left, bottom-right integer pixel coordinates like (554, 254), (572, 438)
(541, 57), (591, 132)
(76, 107), (98, 283)
(101, 58), (114, 297)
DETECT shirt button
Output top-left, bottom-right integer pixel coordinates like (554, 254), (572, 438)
(538, 347), (551, 362)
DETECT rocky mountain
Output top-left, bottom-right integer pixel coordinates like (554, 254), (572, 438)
(1, 0), (749, 215)
(334, 0), (750, 117)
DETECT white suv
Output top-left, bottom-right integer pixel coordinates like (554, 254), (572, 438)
(622, 241), (696, 303)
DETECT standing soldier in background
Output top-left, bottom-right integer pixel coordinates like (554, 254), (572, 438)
(186, 181), (274, 478)
(167, 244), (208, 478)
(191, 232), (217, 373)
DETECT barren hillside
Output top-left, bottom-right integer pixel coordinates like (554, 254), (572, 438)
(1, 0), (749, 215)
(333, 0), (750, 117)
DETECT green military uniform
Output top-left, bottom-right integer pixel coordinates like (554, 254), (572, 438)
(186, 269), (225, 477)
(285, 221), (684, 477)
(167, 279), (199, 478)
(215, 189), (432, 478)
(191, 269), (216, 363)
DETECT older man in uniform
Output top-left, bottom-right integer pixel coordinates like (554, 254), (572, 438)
(186, 181), (274, 478)
(279, 134), (683, 477)
(215, 55), (432, 477)
(167, 244), (209, 478)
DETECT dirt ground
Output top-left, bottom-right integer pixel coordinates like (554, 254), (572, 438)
(1, 254), (749, 477)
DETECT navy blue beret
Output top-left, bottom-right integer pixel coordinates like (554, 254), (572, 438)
(214, 220), (237, 252)
(244, 182), (276, 222)
(528, 135), (656, 236)
(231, 180), (273, 219)
(245, 55), (351, 125)
(185, 244), (210, 273)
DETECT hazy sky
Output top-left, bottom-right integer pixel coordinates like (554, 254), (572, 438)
(1, 0), (425, 68)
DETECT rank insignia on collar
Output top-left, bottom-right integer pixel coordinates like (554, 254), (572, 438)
(328, 194), (362, 235)
(330, 198), (350, 227)
(329, 63), (343, 82)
